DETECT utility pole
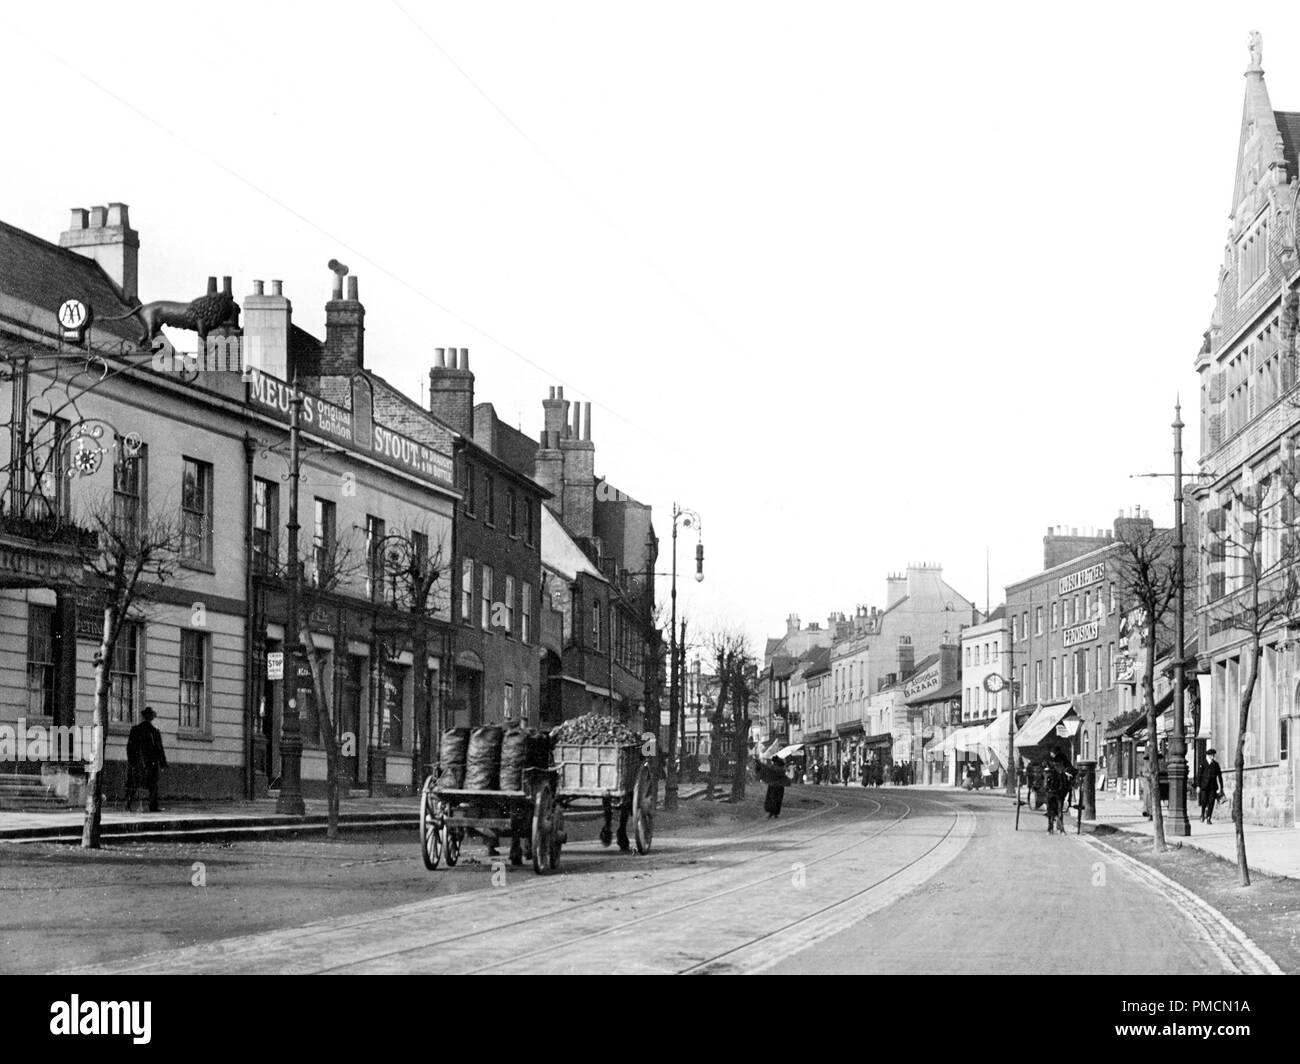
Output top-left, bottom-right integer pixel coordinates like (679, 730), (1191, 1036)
(665, 509), (680, 810)
(277, 382), (306, 816)
(1167, 400), (1191, 836)
(1005, 620), (1017, 796)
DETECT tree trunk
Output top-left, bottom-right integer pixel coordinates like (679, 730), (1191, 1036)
(706, 673), (729, 800)
(81, 605), (120, 850)
(1142, 617), (1167, 852)
(730, 694), (748, 803)
(300, 622), (340, 839)
(1234, 641), (1261, 887)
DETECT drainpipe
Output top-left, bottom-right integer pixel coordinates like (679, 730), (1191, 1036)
(243, 433), (256, 801)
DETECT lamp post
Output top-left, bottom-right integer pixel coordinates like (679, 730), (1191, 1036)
(1166, 400), (1191, 836)
(663, 503), (702, 810)
(277, 381), (306, 815)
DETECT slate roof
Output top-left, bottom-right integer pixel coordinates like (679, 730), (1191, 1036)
(0, 219), (139, 344)
(1276, 111), (1300, 182)
(802, 646), (831, 678)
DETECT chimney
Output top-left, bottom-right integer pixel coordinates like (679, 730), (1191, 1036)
(787, 614), (801, 635)
(321, 267), (364, 372)
(886, 572), (907, 609)
(61, 202), (140, 302)
(243, 278), (292, 380)
(559, 391), (595, 538)
(428, 342), (475, 436)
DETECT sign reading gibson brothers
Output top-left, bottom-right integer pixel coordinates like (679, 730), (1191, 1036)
(247, 373), (453, 488)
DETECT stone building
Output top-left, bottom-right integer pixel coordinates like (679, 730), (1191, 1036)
(1192, 32), (1300, 827)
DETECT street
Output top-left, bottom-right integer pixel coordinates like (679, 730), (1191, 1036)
(4, 787), (1290, 975)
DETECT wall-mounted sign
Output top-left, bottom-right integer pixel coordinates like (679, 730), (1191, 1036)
(58, 299), (91, 343)
(903, 664), (942, 700)
(1063, 619), (1100, 648)
(266, 652), (284, 680)
(371, 424), (455, 487)
(247, 372), (354, 445)
(1058, 562), (1105, 596)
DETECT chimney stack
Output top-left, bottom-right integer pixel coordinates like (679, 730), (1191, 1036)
(322, 264), (364, 372)
(243, 278), (292, 380)
(428, 343), (475, 435)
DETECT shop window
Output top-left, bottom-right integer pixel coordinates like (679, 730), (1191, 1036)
(181, 457), (213, 566)
(109, 622), (142, 724)
(179, 629), (208, 732)
(26, 604), (57, 719)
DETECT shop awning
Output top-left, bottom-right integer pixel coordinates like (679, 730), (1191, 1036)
(950, 726), (988, 753)
(775, 744), (804, 759)
(760, 739), (784, 759)
(981, 711), (1015, 772)
(923, 736), (946, 761)
(836, 721), (865, 737)
(1014, 700), (1077, 752)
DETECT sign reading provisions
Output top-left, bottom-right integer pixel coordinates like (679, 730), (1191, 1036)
(1063, 619), (1100, 647)
(1058, 562), (1105, 596)
(266, 652), (284, 680)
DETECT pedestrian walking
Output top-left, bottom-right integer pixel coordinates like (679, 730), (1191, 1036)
(1196, 749), (1225, 824)
(125, 706), (167, 812)
(1040, 748), (1075, 834)
(756, 755), (791, 818)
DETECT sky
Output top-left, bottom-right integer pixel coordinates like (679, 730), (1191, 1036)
(1, 2), (1296, 654)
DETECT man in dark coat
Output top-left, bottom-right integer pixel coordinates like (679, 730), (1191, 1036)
(1040, 749), (1076, 834)
(125, 707), (167, 812)
(756, 755), (791, 818)
(1196, 749), (1225, 824)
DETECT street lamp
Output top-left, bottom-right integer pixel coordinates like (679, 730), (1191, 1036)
(664, 503), (702, 810)
(1167, 400), (1191, 837)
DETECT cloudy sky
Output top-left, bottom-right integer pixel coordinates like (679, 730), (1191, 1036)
(1, 2), (1294, 651)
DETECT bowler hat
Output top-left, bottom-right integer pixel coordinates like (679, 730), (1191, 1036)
(141, 707), (156, 720)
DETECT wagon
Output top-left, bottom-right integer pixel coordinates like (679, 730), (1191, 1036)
(419, 739), (655, 875)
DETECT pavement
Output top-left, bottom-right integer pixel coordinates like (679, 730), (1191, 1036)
(0, 782), (712, 843)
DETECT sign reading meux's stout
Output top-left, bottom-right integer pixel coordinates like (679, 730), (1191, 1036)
(1062, 619), (1100, 647)
(1058, 562), (1105, 596)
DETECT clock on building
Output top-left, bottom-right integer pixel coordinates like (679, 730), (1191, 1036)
(983, 673), (1007, 694)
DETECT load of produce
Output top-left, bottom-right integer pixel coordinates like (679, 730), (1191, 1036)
(550, 713), (641, 746)
(435, 727), (470, 788)
(464, 725), (504, 790)
(498, 729), (528, 792)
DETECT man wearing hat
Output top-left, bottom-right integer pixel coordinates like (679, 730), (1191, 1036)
(125, 707), (168, 812)
(1196, 749), (1225, 825)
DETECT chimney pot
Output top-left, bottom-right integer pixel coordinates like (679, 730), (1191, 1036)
(68, 207), (89, 230)
(557, 386), (564, 399)
(106, 203), (130, 228)
(435, 347), (446, 368)
(253, 280), (265, 295)
(583, 401), (592, 440)
(458, 347), (469, 371)
(89, 205), (107, 227)
(271, 280), (282, 296)
(347, 276), (359, 301)
(222, 276), (233, 296)
(207, 276), (218, 295)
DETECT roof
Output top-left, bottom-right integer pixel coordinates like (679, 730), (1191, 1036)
(771, 655), (799, 680)
(541, 504), (604, 582)
(907, 679), (961, 706)
(764, 638), (781, 659)
(1276, 111), (1300, 183)
(0, 219), (139, 344)
(802, 646), (831, 678)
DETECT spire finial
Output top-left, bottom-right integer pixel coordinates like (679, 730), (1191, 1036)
(1248, 30), (1263, 71)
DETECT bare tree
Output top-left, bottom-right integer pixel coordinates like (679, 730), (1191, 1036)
(1202, 460), (1300, 885)
(80, 494), (181, 849)
(729, 651), (757, 803)
(287, 533), (363, 840)
(703, 629), (753, 801)
(1110, 522), (1179, 853)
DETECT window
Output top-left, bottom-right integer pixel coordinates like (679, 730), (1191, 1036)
(366, 515), (386, 601)
(1049, 658), (1058, 699)
(313, 498), (336, 586)
(1107, 643), (1115, 687)
(1083, 590), (1091, 619)
(113, 439), (146, 543)
(525, 499), (535, 546)
(520, 684), (532, 728)
(1051, 603), (1058, 631)
(1035, 607), (1042, 635)
(1012, 616), (1018, 642)
(965, 646), (971, 667)
(504, 682), (514, 720)
(507, 488), (518, 536)
(181, 458), (213, 565)
(25, 414), (69, 521)
(461, 557), (474, 623)
(1239, 213), (1269, 293)
(463, 462), (476, 516)
(485, 473), (496, 526)
(1096, 647), (1104, 692)
(504, 575), (516, 636)
(1022, 611), (1029, 641)
(109, 622), (142, 725)
(252, 477), (279, 574)
(1076, 649), (1088, 694)
(982, 644), (989, 665)
(522, 581), (533, 644)
(991, 642), (999, 662)
(481, 564), (493, 630)
(26, 604), (56, 718)
(179, 630), (208, 731)
(411, 530), (429, 585)
(592, 600), (601, 649)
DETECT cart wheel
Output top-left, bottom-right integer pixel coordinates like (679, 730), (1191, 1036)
(420, 777), (443, 871)
(633, 762), (654, 855)
(532, 783), (557, 875)
(443, 822), (461, 866)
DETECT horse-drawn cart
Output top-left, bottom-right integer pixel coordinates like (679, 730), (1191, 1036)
(419, 731), (655, 876)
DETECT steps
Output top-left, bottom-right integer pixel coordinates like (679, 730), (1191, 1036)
(0, 773), (65, 810)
